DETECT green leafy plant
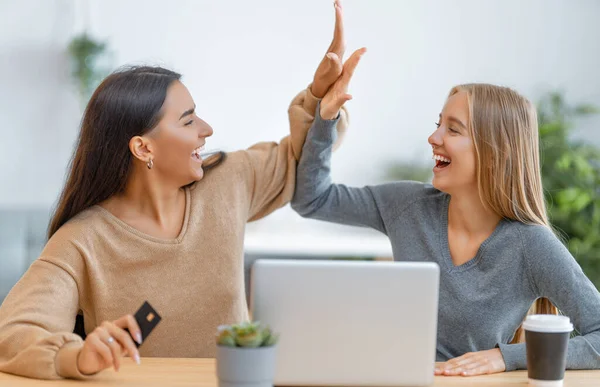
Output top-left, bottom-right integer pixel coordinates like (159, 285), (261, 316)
(216, 321), (279, 348)
(538, 92), (600, 289)
(67, 33), (109, 103)
(384, 160), (432, 183)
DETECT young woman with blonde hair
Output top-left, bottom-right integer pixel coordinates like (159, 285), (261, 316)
(291, 82), (600, 375)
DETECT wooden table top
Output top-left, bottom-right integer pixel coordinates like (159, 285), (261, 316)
(0, 358), (598, 386)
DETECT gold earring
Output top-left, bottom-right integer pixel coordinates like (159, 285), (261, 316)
(147, 158), (154, 169)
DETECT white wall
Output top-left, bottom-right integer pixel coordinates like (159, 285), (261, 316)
(1, 0), (599, 211)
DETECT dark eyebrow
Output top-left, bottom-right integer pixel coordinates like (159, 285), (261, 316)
(179, 105), (196, 120)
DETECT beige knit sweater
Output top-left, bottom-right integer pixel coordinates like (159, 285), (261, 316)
(0, 87), (348, 379)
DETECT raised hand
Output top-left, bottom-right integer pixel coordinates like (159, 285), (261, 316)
(311, 0), (346, 98)
(319, 47), (367, 120)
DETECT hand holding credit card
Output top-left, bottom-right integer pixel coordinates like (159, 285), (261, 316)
(125, 301), (162, 348)
(77, 301), (162, 374)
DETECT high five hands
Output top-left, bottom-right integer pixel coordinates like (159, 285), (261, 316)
(311, 0), (366, 120)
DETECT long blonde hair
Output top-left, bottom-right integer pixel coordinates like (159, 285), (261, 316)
(448, 84), (558, 343)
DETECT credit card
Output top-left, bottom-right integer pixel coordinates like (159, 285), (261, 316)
(125, 301), (161, 348)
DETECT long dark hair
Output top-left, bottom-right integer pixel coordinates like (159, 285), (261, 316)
(48, 66), (224, 239)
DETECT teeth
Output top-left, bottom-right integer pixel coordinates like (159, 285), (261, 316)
(433, 154), (451, 163)
(192, 145), (205, 156)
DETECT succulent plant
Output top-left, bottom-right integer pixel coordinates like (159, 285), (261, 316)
(216, 321), (279, 348)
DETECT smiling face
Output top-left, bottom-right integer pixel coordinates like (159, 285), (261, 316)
(427, 90), (477, 195)
(142, 80), (214, 185)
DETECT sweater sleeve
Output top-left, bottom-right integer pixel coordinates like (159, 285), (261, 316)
(244, 85), (348, 221)
(0, 257), (91, 379)
(498, 225), (600, 371)
(291, 102), (391, 233)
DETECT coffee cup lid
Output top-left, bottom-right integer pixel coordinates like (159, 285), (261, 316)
(523, 314), (573, 333)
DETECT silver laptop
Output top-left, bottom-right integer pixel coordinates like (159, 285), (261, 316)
(250, 259), (440, 387)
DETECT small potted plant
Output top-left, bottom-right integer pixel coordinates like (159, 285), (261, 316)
(216, 321), (279, 387)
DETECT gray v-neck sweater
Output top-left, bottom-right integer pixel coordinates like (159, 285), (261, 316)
(291, 105), (600, 371)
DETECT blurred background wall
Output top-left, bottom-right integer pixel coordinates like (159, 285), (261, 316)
(1, 0), (599, 301)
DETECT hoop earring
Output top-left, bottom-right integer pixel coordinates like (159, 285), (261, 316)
(147, 158), (154, 169)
